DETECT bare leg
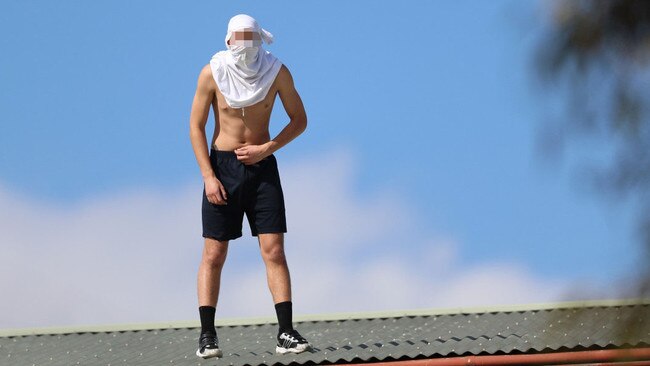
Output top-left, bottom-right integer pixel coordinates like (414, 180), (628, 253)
(258, 233), (291, 303)
(197, 238), (229, 307)
(259, 233), (311, 352)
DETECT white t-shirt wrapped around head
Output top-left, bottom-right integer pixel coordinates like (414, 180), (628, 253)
(209, 14), (283, 109)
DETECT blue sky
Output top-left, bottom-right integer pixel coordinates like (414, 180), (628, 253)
(0, 0), (642, 328)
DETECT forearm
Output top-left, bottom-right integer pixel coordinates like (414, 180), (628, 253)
(190, 125), (216, 180)
(263, 117), (307, 156)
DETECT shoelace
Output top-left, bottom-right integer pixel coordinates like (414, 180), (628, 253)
(280, 331), (306, 348)
(200, 334), (219, 350)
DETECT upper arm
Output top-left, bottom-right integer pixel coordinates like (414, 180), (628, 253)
(276, 65), (307, 125)
(189, 65), (216, 130)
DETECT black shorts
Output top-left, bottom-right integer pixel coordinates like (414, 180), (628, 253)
(202, 148), (287, 241)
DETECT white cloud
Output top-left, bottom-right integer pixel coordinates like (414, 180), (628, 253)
(0, 147), (584, 330)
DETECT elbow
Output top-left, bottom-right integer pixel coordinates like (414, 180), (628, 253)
(294, 114), (307, 133)
(189, 120), (203, 133)
(189, 123), (205, 139)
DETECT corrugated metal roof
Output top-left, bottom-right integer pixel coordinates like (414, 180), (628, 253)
(1, 299), (649, 366)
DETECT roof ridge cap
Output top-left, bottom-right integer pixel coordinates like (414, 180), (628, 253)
(2, 297), (648, 337)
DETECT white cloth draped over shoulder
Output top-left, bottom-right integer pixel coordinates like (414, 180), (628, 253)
(209, 14), (283, 109)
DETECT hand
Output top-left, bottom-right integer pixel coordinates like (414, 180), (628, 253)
(205, 176), (227, 205)
(235, 144), (268, 165)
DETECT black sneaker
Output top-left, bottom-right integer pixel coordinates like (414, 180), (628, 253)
(276, 329), (311, 354)
(196, 331), (223, 359)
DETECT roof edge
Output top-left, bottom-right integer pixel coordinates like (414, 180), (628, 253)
(2, 297), (649, 338)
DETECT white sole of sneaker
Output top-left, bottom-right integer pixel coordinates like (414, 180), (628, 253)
(276, 343), (310, 354)
(196, 348), (223, 359)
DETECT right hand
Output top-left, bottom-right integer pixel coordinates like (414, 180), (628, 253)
(205, 176), (227, 205)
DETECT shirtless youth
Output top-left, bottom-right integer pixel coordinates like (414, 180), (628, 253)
(188, 14), (310, 359)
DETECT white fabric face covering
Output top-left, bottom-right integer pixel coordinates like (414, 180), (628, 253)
(209, 14), (283, 109)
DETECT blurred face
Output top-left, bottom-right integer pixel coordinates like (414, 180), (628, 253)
(228, 28), (262, 47)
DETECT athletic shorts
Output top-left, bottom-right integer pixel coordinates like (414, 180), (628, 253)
(202, 148), (287, 241)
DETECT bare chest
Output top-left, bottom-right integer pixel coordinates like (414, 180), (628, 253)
(213, 87), (277, 122)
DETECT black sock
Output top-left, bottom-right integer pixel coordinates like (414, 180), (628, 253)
(275, 301), (294, 334)
(199, 306), (216, 335)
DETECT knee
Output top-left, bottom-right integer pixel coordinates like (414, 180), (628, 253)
(261, 244), (287, 264)
(202, 245), (228, 268)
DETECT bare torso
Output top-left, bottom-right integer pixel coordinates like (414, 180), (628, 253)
(191, 59), (306, 204)
(207, 66), (280, 151)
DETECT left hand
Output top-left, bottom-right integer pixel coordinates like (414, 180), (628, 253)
(235, 144), (268, 165)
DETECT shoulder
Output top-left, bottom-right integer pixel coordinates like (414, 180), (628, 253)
(275, 64), (295, 89)
(199, 64), (213, 80)
(197, 64), (217, 90)
(277, 64), (292, 78)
